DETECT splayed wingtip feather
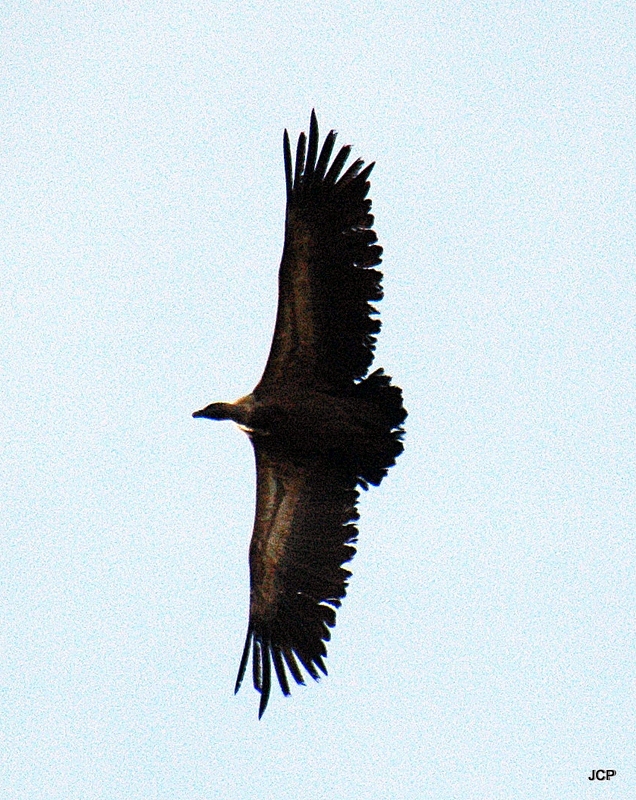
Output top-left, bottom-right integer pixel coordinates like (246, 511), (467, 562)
(294, 131), (306, 188)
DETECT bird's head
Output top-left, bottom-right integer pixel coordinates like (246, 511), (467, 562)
(192, 402), (236, 421)
(192, 395), (255, 427)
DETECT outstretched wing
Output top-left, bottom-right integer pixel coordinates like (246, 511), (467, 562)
(234, 444), (360, 718)
(255, 110), (384, 395)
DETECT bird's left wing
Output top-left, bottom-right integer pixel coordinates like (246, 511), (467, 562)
(234, 444), (360, 717)
(255, 111), (384, 395)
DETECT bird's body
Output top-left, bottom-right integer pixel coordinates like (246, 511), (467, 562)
(194, 112), (406, 716)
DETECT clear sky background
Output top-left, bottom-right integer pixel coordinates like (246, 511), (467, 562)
(2, 2), (634, 798)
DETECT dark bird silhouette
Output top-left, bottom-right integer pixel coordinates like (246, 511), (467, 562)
(193, 111), (406, 717)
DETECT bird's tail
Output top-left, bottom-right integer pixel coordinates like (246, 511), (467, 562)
(352, 369), (407, 488)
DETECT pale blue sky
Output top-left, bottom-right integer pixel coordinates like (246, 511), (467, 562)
(1, 2), (634, 798)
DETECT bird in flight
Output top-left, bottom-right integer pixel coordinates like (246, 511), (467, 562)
(193, 111), (406, 717)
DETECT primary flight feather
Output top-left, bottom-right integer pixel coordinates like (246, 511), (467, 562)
(193, 111), (406, 717)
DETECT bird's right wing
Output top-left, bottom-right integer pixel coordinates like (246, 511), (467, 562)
(234, 444), (360, 718)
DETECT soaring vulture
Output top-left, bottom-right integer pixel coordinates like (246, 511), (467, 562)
(193, 111), (406, 717)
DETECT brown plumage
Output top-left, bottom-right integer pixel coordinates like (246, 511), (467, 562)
(193, 111), (406, 717)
